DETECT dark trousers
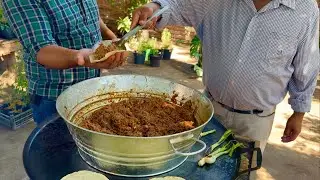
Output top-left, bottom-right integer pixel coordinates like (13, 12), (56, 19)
(30, 94), (57, 125)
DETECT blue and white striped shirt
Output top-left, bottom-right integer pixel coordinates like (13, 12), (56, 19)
(155, 0), (319, 112)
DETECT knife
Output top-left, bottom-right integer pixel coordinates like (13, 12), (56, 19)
(114, 6), (169, 47)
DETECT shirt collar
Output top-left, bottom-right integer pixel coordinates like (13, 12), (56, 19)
(278, 0), (296, 9)
(244, 0), (297, 10)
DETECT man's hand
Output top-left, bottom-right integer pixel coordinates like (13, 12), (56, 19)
(75, 48), (93, 66)
(76, 49), (128, 69)
(131, 3), (160, 29)
(281, 112), (304, 143)
(37, 45), (127, 69)
(92, 51), (129, 69)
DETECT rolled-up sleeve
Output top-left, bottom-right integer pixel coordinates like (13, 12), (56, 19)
(288, 10), (320, 112)
(152, 0), (211, 30)
(3, 0), (57, 60)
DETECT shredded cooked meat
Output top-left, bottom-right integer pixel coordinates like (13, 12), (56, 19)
(80, 97), (197, 137)
(94, 43), (117, 60)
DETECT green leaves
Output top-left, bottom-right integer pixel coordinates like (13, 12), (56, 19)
(161, 28), (172, 49)
(116, 16), (131, 35)
(0, 6), (9, 31)
(13, 51), (29, 103)
(111, 0), (151, 35)
(190, 36), (201, 59)
(190, 36), (203, 76)
(1, 50), (30, 111)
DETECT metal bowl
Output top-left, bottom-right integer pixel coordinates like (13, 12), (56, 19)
(56, 75), (214, 177)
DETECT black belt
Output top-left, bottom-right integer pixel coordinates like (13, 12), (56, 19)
(206, 90), (263, 115)
(217, 102), (263, 115)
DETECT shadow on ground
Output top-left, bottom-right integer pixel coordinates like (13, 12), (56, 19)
(258, 143), (320, 180)
(168, 59), (199, 79)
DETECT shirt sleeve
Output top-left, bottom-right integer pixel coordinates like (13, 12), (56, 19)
(152, 0), (211, 30)
(288, 10), (320, 112)
(3, 0), (57, 60)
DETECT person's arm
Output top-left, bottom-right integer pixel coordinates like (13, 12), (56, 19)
(3, 0), (125, 69)
(131, 0), (211, 30)
(3, 0), (79, 69)
(99, 17), (117, 40)
(282, 9), (320, 143)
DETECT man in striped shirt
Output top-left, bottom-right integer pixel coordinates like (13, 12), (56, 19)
(131, 0), (319, 173)
(3, 0), (127, 124)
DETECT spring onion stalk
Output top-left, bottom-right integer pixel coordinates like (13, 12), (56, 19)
(210, 129), (233, 151)
(209, 141), (233, 156)
(198, 142), (243, 166)
(228, 142), (244, 157)
(198, 142), (232, 166)
(200, 130), (216, 137)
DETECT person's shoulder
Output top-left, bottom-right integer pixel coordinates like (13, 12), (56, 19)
(295, 0), (319, 14)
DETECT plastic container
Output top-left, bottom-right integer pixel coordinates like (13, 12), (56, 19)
(0, 103), (33, 130)
(134, 52), (146, 64)
(162, 49), (172, 60)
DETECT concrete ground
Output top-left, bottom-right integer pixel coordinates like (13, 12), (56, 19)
(0, 45), (319, 180)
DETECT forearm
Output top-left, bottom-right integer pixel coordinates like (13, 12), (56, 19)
(292, 112), (305, 118)
(99, 18), (117, 40)
(37, 45), (79, 69)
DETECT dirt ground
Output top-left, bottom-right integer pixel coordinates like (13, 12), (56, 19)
(257, 95), (320, 180)
(257, 96), (320, 180)
(0, 45), (319, 180)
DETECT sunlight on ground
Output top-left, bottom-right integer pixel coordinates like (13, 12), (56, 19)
(171, 45), (195, 63)
(196, 77), (202, 82)
(257, 167), (275, 180)
(260, 93), (320, 180)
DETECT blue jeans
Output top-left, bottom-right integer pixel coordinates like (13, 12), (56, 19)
(30, 95), (57, 125)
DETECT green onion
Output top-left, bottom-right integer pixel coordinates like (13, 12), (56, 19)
(198, 142), (243, 166)
(210, 129), (233, 151)
(200, 130), (216, 137)
(198, 129), (244, 167)
(228, 142), (244, 157)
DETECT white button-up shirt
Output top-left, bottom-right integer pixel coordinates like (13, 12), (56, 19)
(155, 0), (320, 112)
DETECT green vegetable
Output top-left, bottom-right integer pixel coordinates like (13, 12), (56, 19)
(228, 141), (244, 157)
(190, 35), (202, 68)
(193, 64), (203, 77)
(198, 129), (243, 167)
(210, 129), (233, 151)
(198, 141), (243, 166)
(200, 130), (216, 137)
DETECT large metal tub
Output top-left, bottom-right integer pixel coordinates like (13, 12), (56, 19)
(56, 75), (214, 177)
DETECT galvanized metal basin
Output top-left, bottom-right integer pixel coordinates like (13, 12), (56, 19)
(56, 75), (214, 177)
